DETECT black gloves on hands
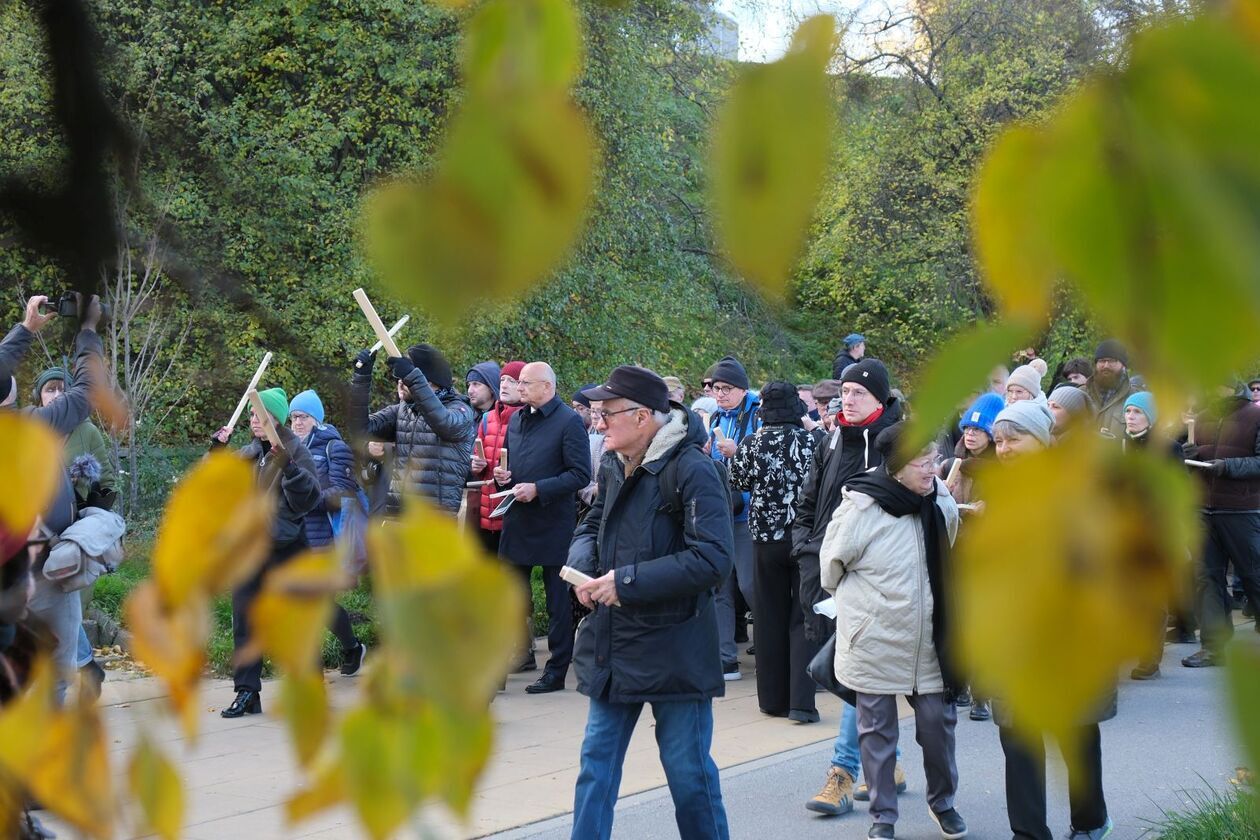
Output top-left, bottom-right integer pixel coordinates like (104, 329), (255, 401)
(386, 355), (415, 381)
(354, 348), (377, 372)
(1208, 459), (1227, 476)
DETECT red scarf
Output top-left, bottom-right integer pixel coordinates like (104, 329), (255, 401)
(838, 405), (884, 428)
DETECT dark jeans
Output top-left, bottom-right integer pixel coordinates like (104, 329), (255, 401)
(514, 565), (572, 680)
(1196, 512), (1260, 651)
(752, 540), (818, 716)
(232, 536), (307, 693)
(330, 604), (357, 653)
(999, 723), (1106, 840)
(572, 696), (728, 840)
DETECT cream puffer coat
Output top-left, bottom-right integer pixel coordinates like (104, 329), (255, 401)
(820, 477), (959, 695)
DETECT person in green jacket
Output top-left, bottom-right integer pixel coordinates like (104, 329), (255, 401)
(36, 366), (118, 700)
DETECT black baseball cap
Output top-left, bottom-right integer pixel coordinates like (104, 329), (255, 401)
(580, 366), (670, 413)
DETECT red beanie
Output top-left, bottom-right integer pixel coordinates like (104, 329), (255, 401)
(501, 361), (526, 380)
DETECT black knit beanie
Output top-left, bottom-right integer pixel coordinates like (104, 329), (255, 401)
(704, 356), (750, 391)
(758, 380), (805, 425)
(1094, 339), (1128, 367)
(406, 343), (453, 389)
(840, 359), (892, 405)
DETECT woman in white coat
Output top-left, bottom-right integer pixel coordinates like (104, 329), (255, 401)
(820, 422), (968, 840)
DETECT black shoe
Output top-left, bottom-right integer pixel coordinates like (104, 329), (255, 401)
(930, 807), (968, 838)
(789, 709), (820, 724)
(1182, 648), (1220, 668)
(746, 645), (756, 656)
(1231, 591), (1247, 612)
(221, 688), (262, 718)
(734, 629), (749, 644)
(1130, 662), (1160, 680)
(340, 643), (368, 677)
(969, 700), (991, 721)
(868, 823), (895, 839)
(515, 652), (538, 673)
(954, 686), (972, 707)
(723, 661), (742, 681)
(524, 672), (565, 694)
(80, 660), (106, 702)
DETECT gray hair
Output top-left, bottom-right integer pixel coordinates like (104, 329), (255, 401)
(624, 400), (670, 426)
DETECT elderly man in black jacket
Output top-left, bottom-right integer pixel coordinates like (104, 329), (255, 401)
(2, 294), (105, 703)
(494, 362), (591, 694)
(567, 366), (733, 840)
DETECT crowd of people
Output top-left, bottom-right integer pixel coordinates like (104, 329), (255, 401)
(2, 292), (1258, 840)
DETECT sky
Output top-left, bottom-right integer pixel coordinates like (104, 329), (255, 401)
(714, 0), (866, 62)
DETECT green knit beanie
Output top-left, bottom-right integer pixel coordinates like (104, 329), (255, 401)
(34, 366), (71, 398)
(257, 387), (290, 425)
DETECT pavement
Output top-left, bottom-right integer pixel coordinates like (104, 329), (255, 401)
(38, 626), (1253, 840)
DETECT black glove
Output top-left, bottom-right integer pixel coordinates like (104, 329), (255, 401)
(1208, 459), (1227, 477)
(386, 355), (415, 381)
(354, 348), (377, 372)
(803, 611), (830, 645)
(1181, 444), (1201, 461)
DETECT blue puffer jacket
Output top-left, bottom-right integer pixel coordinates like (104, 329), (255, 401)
(300, 423), (358, 547)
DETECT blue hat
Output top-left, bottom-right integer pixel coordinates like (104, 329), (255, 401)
(958, 392), (1004, 436)
(289, 389), (325, 425)
(844, 333), (865, 348)
(466, 361), (502, 400)
(1124, 391), (1157, 426)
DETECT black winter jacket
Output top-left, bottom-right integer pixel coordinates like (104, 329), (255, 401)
(568, 408), (734, 703)
(238, 425), (323, 546)
(350, 362), (475, 514)
(792, 400), (903, 641)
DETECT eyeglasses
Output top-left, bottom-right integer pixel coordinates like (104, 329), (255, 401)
(591, 406), (644, 422)
(711, 385), (738, 396)
(1251, 386), (1260, 392)
(702, 381), (714, 390)
(518, 380), (540, 387)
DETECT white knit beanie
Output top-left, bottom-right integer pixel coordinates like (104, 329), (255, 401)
(1007, 361), (1046, 400)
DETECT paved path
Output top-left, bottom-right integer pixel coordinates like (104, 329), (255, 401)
(493, 637), (1250, 840)
(39, 627), (1251, 839)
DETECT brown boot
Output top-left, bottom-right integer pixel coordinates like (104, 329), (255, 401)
(806, 766), (855, 815)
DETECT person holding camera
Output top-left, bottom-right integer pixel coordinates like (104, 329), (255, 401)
(1, 293), (105, 703)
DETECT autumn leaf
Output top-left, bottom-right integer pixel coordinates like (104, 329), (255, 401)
(710, 15), (836, 295)
(240, 547), (340, 674)
(129, 735), (184, 840)
(150, 452), (274, 608)
(954, 436), (1197, 750)
(124, 581), (208, 738)
(0, 413), (62, 535)
(279, 673), (330, 769)
(462, 0), (582, 99)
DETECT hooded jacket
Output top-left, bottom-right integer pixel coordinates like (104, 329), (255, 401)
(238, 425), (323, 545)
(708, 390), (762, 522)
(298, 423), (358, 547)
(350, 363), (476, 514)
(568, 408), (734, 703)
(821, 476), (959, 695)
(473, 401), (521, 532)
(792, 399), (904, 642)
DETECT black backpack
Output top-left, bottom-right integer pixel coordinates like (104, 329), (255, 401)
(656, 445), (739, 523)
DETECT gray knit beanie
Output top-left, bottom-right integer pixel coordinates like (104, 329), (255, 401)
(1047, 385), (1092, 419)
(995, 401), (1054, 447)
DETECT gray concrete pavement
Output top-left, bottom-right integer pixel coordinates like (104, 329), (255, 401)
(493, 637), (1250, 840)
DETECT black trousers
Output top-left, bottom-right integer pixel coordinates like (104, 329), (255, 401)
(232, 535), (307, 693)
(752, 540), (819, 716)
(330, 605), (357, 653)
(1196, 512), (1260, 651)
(513, 565), (572, 680)
(999, 723), (1106, 840)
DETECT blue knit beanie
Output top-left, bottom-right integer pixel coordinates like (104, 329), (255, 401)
(1124, 391), (1157, 426)
(289, 389), (325, 424)
(958, 392), (1004, 436)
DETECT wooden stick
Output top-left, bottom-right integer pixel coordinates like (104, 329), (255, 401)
(713, 427), (726, 442)
(466, 480), (493, 488)
(370, 314), (409, 354)
(246, 389), (283, 449)
(1187, 418), (1196, 447)
(499, 448), (508, 471)
(353, 288), (402, 358)
(944, 458), (963, 488)
(474, 439), (485, 460)
(226, 352), (272, 433)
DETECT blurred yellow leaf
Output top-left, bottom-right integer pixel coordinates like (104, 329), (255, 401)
(0, 413), (62, 534)
(125, 581), (208, 738)
(369, 504), (524, 709)
(710, 15), (836, 295)
(462, 0), (581, 98)
(903, 320), (1034, 458)
(955, 437), (1197, 744)
(241, 548), (339, 673)
(279, 672), (331, 769)
(285, 750), (347, 824)
(150, 452), (274, 608)
(18, 694), (113, 837)
(340, 706), (414, 840)
(129, 735), (183, 840)
(974, 13), (1260, 392)
(0, 658), (57, 769)
(365, 93), (595, 323)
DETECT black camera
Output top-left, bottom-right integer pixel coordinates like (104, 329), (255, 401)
(38, 292), (109, 324)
